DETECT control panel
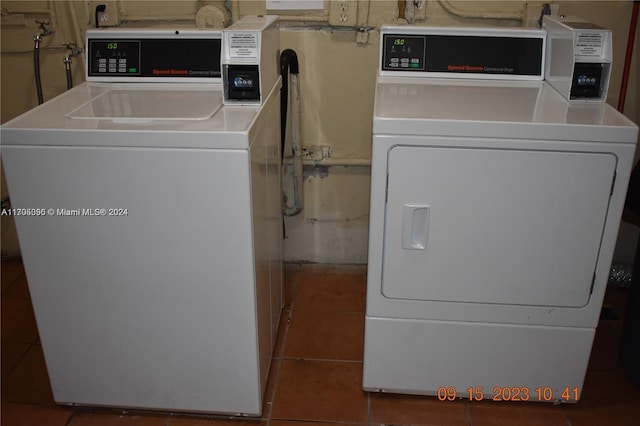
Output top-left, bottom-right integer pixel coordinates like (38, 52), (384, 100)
(380, 27), (546, 80)
(86, 29), (222, 82)
(382, 35), (426, 71)
(89, 40), (140, 76)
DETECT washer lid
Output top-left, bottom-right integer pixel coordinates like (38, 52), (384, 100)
(68, 86), (222, 122)
(0, 82), (269, 150)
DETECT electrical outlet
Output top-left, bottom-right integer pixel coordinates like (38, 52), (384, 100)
(89, 1), (120, 27)
(329, 0), (358, 27)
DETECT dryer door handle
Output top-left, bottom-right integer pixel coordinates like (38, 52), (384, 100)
(401, 204), (429, 250)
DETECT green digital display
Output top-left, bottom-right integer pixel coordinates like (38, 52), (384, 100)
(393, 38), (405, 46)
(106, 42), (118, 50)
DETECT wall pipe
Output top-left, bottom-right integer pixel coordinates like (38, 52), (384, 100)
(618, 0), (639, 113)
(438, 0), (523, 21)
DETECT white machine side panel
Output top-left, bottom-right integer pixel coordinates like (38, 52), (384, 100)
(250, 87), (283, 395)
(383, 146), (616, 307)
(2, 146), (262, 415)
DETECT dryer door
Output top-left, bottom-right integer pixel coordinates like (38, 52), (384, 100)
(382, 145), (616, 308)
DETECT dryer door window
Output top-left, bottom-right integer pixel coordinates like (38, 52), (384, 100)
(382, 145), (616, 308)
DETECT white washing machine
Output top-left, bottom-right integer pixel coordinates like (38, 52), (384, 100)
(364, 25), (639, 402)
(1, 16), (282, 416)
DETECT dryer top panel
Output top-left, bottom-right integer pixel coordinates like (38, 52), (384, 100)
(373, 77), (638, 143)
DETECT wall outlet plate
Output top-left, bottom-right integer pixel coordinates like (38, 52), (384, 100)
(89, 1), (120, 27)
(329, 0), (358, 27)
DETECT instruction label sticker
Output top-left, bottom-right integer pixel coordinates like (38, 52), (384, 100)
(228, 33), (258, 59)
(575, 31), (604, 57)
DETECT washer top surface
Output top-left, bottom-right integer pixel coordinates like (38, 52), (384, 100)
(68, 87), (222, 121)
(2, 82), (266, 149)
(374, 77), (638, 143)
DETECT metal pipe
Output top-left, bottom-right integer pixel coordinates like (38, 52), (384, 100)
(283, 157), (372, 167)
(438, 0), (523, 21)
(308, 158), (371, 167)
(278, 15), (328, 23)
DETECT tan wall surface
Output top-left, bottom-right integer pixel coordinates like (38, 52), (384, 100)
(2, 1), (638, 263)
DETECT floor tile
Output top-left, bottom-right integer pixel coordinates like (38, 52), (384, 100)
(370, 392), (469, 425)
(68, 411), (169, 425)
(2, 259), (638, 425)
(284, 310), (364, 361)
(1, 277), (39, 344)
(294, 267), (366, 312)
(283, 263), (302, 310)
(263, 356), (282, 414)
(169, 417), (265, 426)
(0, 402), (73, 426)
(271, 422), (363, 426)
(273, 310), (291, 359)
(1, 342), (30, 378)
(1, 259), (25, 293)
(563, 370), (640, 426)
(468, 401), (568, 426)
(1, 344), (53, 404)
(271, 359), (368, 423)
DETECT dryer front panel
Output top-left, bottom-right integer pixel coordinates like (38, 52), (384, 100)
(381, 145), (616, 308)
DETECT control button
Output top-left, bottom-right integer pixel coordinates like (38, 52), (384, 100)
(401, 58), (409, 63)
(400, 63), (409, 68)
(411, 58), (420, 63)
(390, 58), (399, 63)
(98, 58), (107, 64)
(118, 67), (127, 73)
(108, 66), (117, 73)
(118, 59), (127, 64)
(389, 62), (399, 68)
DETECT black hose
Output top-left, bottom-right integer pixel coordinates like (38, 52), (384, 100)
(537, 3), (551, 28)
(95, 4), (106, 29)
(279, 49), (300, 238)
(65, 58), (73, 90)
(280, 49), (299, 161)
(34, 36), (44, 105)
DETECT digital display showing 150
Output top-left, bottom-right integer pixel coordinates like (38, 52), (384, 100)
(106, 42), (118, 50)
(393, 38), (405, 46)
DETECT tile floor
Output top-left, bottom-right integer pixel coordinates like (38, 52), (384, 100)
(1, 259), (639, 425)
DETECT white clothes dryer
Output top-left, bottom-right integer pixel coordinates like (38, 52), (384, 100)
(364, 25), (638, 403)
